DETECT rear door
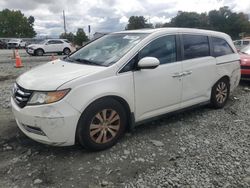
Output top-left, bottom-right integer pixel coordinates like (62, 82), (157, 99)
(181, 34), (217, 108)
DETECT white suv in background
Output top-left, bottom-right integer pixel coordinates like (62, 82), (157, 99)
(12, 28), (240, 151)
(26, 39), (75, 56)
(7, 39), (26, 49)
(233, 39), (250, 50)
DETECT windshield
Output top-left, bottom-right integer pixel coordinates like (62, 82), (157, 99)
(241, 45), (250, 55)
(65, 33), (148, 66)
(38, 40), (47, 44)
(9, 39), (19, 42)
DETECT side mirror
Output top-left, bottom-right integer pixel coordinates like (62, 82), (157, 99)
(138, 57), (160, 69)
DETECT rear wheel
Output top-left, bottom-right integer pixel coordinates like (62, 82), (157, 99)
(211, 78), (230, 108)
(76, 98), (127, 151)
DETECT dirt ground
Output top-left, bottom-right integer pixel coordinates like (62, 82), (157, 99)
(0, 51), (250, 187)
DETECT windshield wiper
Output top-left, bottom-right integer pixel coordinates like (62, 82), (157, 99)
(73, 58), (106, 66)
(64, 56), (76, 62)
(64, 57), (106, 66)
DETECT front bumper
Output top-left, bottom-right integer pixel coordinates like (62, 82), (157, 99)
(11, 97), (81, 146)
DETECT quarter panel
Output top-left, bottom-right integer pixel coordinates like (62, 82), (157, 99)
(215, 53), (240, 91)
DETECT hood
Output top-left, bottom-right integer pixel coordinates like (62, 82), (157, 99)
(17, 59), (106, 90)
(28, 44), (43, 48)
(8, 40), (20, 44)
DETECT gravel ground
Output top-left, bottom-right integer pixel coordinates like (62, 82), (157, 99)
(0, 54), (250, 188)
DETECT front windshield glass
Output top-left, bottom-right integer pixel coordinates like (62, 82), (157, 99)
(66, 33), (148, 66)
(241, 45), (250, 55)
(38, 40), (47, 44)
(10, 39), (19, 42)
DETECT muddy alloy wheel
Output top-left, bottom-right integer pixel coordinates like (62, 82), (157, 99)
(90, 109), (120, 144)
(76, 98), (126, 151)
(215, 82), (228, 104)
(211, 78), (230, 109)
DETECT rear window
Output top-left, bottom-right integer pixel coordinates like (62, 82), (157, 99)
(183, 35), (210, 60)
(211, 37), (234, 57)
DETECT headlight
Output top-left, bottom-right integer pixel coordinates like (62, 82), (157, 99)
(27, 89), (70, 105)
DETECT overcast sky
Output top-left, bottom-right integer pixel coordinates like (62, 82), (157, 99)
(0, 0), (250, 37)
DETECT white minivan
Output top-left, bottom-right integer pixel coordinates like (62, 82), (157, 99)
(11, 28), (240, 151)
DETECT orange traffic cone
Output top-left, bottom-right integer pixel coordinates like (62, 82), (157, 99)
(15, 50), (23, 68)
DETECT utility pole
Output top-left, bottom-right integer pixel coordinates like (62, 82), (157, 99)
(63, 10), (67, 34)
(88, 25), (91, 40)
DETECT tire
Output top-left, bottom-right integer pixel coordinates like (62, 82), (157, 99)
(210, 78), (230, 109)
(63, 48), (71, 55)
(35, 49), (44, 56)
(76, 98), (127, 151)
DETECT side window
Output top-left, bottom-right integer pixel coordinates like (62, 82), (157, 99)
(119, 56), (138, 73)
(47, 40), (55, 44)
(211, 37), (234, 57)
(183, 34), (210, 60)
(139, 35), (176, 65)
(54, 40), (63, 44)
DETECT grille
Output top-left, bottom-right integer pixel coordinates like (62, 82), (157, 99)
(22, 123), (46, 136)
(13, 83), (33, 108)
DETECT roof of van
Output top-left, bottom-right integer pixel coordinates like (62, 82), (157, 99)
(114, 27), (230, 38)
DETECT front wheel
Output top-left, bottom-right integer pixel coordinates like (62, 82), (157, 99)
(35, 49), (44, 56)
(63, 48), (71, 55)
(210, 78), (230, 109)
(76, 98), (127, 151)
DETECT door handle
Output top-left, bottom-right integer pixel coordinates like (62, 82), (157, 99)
(182, 71), (192, 76)
(172, 73), (183, 78)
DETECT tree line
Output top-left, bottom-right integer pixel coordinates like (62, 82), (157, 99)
(59, 29), (88, 46)
(1, 6), (250, 41)
(126, 6), (250, 39)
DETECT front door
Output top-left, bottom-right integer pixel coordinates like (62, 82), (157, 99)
(133, 35), (183, 121)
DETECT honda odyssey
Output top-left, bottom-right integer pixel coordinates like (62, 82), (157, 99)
(11, 28), (240, 151)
